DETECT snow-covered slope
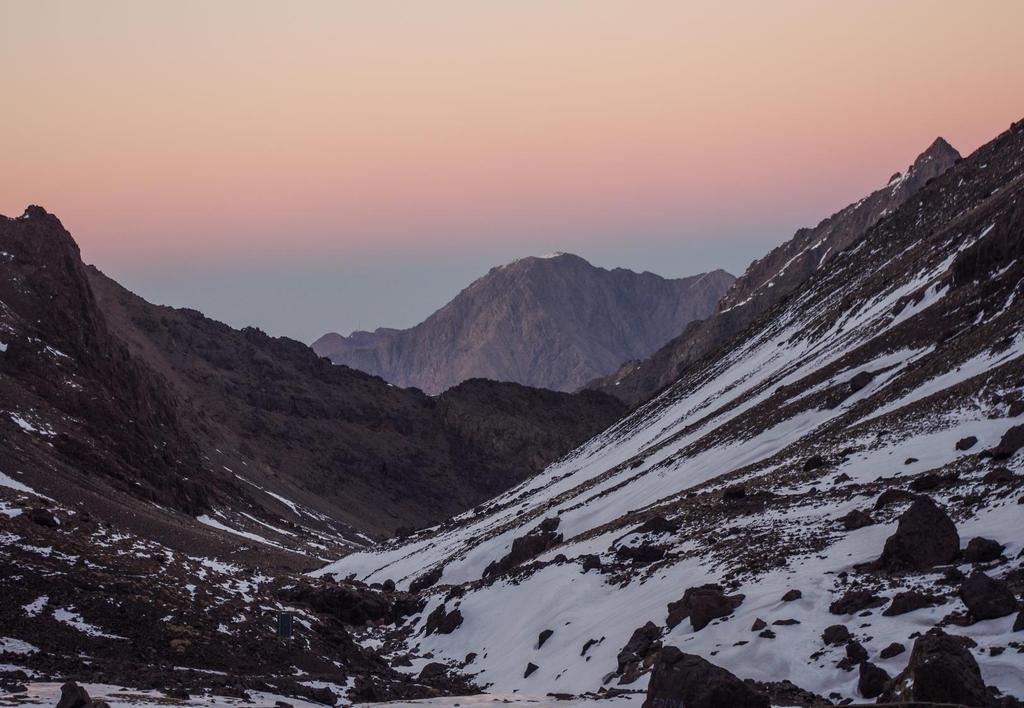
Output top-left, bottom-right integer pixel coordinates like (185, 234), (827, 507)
(318, 120), (1024, 703)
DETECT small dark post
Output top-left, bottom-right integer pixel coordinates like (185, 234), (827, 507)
(277, 611), (294, 639)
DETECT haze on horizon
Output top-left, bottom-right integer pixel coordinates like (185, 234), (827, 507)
(2, 1), (1023, 342)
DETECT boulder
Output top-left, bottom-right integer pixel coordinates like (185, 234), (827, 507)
(56, 682), (93, 708)
(635, 515), (678, 534)
(858, 660), (891, 699)
(873, 488), (917, 509)
(615, 543), (667, 565)
(880, 628), (998, 706)
(780, 589), (802, 602)
(523, 662), (538, 678)
(643, 646), (769, 708)
(882, 589), (943, 616)
(417, 662), (447, 681)
(874, 497), (959, 572)
(537, 629), (553, 648)
(879, 641), (905, 659)
(580, 554), (602, 572)
(423, 604), (463, 635)
(829, 589), (885, 615)
(964, 537), (1004, 564)
(483, 519), (562, 577)
(29, 508), (58, 527)
(956, 435), (978, 451)
(839, 509), (874, 530)
(988, 424), (1024, 459)
(959, 570), (1019, 621)
(409, 565), (444, 592)
(822, 624), (851, 645)
(803, 455), (827, 472)
(616, 621), (662, 683)
(666, 584), (745, 631)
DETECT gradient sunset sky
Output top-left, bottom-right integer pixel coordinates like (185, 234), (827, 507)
(2, 2), (1023, 342)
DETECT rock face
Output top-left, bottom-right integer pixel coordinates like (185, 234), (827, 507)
(666, 584), (745, 631)
(643, 647), (769, 708)
(959, 571), (1019, 621)
(483, 518), (563, 577)
(873, 497), (960, 572)
(313, 253), (734, 394)
(881, 629), (998, 706)
(591, 137), (961, 405)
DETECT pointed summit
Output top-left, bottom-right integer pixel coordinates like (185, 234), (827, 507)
(911, 136), (960, 173)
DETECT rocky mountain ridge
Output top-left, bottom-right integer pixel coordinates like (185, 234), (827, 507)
(313, 253), (734, 394)
(591, 137), (962, 406)
(320, 118), (1024, 705)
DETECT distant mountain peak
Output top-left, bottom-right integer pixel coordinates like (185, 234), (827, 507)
(313, 257), (735, 393)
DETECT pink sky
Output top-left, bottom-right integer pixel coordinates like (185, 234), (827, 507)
(1, 2), (1022, 339)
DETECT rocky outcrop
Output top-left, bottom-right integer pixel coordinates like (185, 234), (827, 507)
(591, 138), (960, 405)
(959, 571), (1019, 621)
(666, 584), (744, 631)
(314, 254), (733, 394)
(643, 647), (769, 708)
(482, 518), (563, 577)
(872, 497), (960, 572)
(881, 629), (999, 706)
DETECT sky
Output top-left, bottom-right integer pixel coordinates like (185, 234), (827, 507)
(2, 1), (1023, 343)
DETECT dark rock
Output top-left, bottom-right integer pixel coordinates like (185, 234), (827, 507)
(956, 435), (978, 451)
(417, 662), (447, 681)
(28, 508), (58, 527)
(56, 682), (93, 708)
(873, 488), (917, 509)
(880, 642), (905, 659)
(1013, 608), (1024, 631)
(964, 537), (1004, 564)
(846, 640), (868, 662)
(615, 543), (667, 565)
(822, 624), (851, 645)
(858, 661), (890, 699)
(959, 570), (1018, 620)
(751, 618), (767, 631)
(989, 424), (1024, 460)
(874, 497), (959, 572)
(483, 520), (562, 577)
(537, 629), (553, 648)
(758, 629), (776, 639)
(848, 370), (874, 393)
(423, 604), (463, 635)
(643, 646), (769, 708)
(909, 471), (957, 492)
(880, 628), (997, 706)
(772, 618), (800, 626)
(839, 509), (874, 530)
(803, 455), (826, 472)
(666, 584), (745, 631)
(409, 566), (444, 593)
(523, 662), (538, 678)
(580, 554), (602, 572)
(829, 589), (885, 615)
(780, 589), (802, 602)
(883, 589), (943, 616)
(381, 578), (396, 592)
(722, 484), (747, 500)
(635, 515), (678, 534)
(616, 621), (662, 681)
(982, 467), (1018, 485)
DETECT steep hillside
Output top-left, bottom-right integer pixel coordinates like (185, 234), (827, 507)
(313, 254), (734, 394)
(320, 119), (1024, 705)
(592, 137), (961, 406)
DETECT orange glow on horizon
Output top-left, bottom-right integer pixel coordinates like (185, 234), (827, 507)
(1, 1), (1022, 268)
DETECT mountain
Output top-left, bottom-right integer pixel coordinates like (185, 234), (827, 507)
(0, 207), (628, 703)
(312, 253), (734, 394)
(319, 118), (1024, 705)
(591, 137), (962, 405)
(1, 208), (626, 547)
